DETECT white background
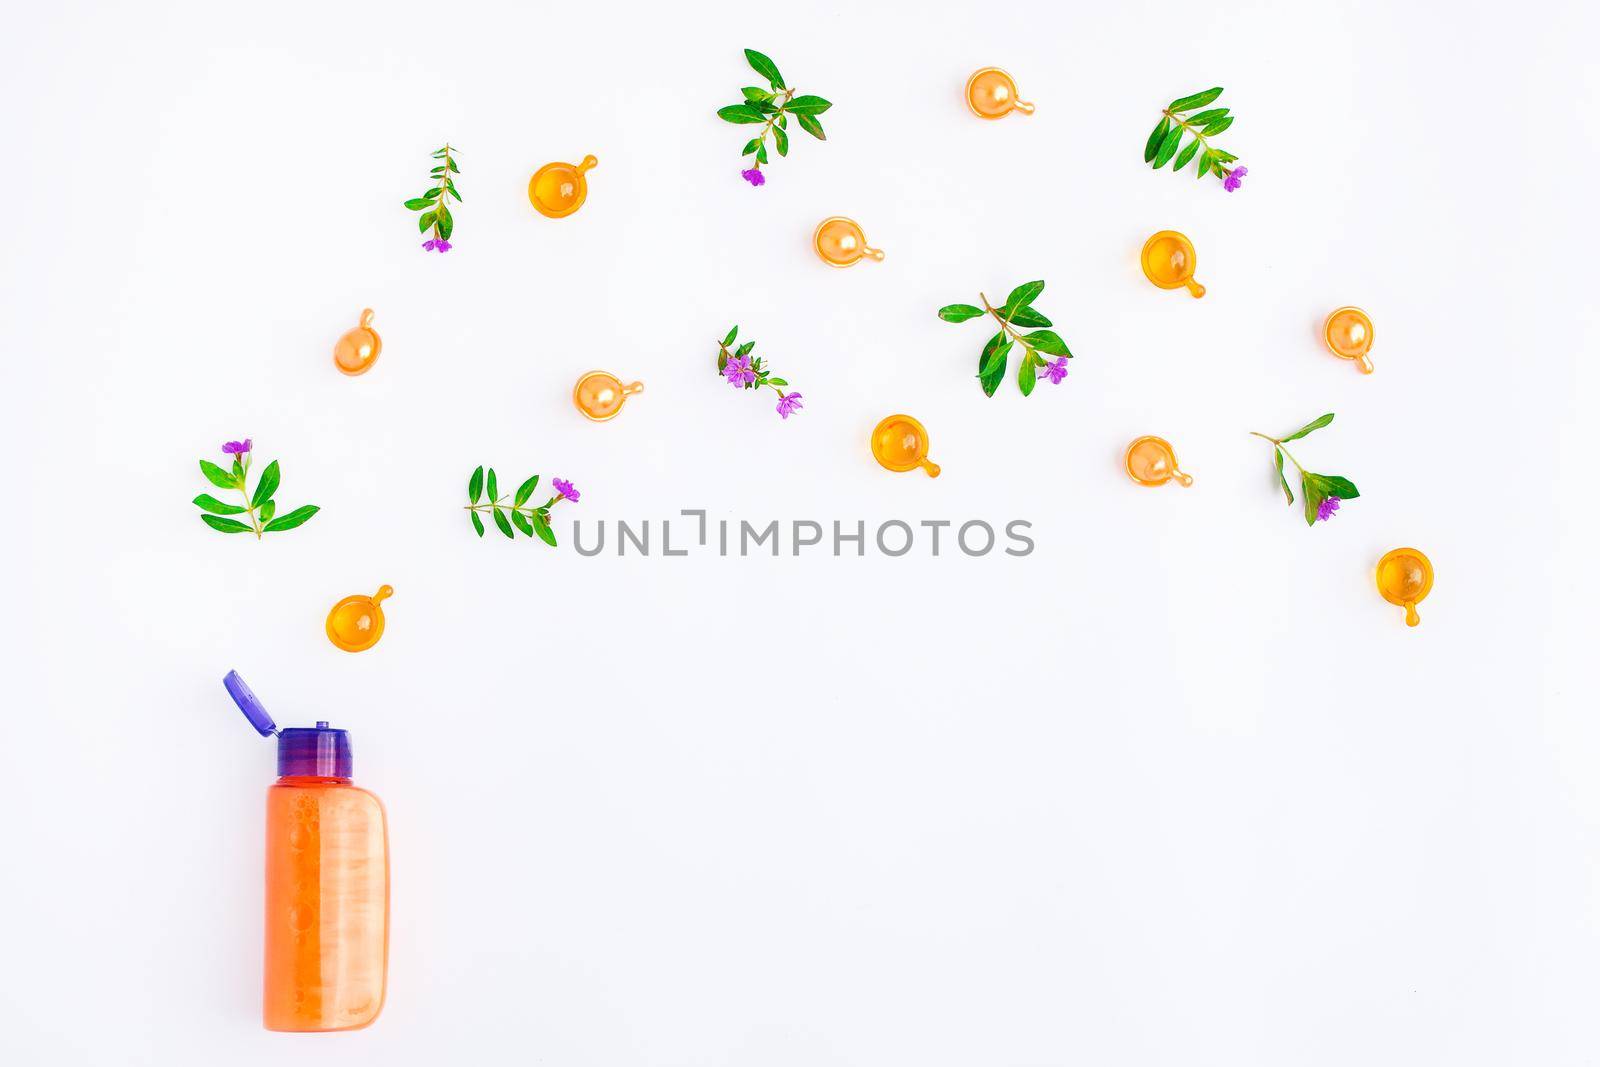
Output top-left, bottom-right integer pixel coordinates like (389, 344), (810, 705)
(3, 0), (1597, 1063)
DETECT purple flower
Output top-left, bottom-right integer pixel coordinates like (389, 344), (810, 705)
(1043, 356), (1069, 385)
(1223, 165), (1248, 193)
(421, 238), (452, 252)
(723, 355), (756, 388)
(740, 167), (765, 187)
(1316, 495), (1341, 522)
(221, 438), (252, 455)
(552, 478), (579, 503)
(775, 392), (804, 419)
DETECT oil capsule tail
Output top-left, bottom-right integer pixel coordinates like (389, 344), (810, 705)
(1405, 603), (1420, 627)
(920, 459), (941, 478)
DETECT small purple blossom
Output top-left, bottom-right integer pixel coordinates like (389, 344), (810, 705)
(724, 355), (756, 388)
(775, 392), (804, 419)
(552, 478), (580, 503)
(1043, 356), (1069, 385)
(1316, 495), (1341, 522)
(740, 167), (765, 187)
(421, 238), (452, 252)
(1223, 165), (1248, 193)
(221, 438), (252, 455)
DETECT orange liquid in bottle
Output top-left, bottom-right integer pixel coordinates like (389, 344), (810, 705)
(263, 776), (389, 1031)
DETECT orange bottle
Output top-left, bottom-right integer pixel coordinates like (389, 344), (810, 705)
(225, 671), (389, 1031)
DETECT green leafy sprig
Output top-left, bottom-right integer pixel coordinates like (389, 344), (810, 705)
(464, 466), (577, 547)
(404, 144), (462, 250)
(1250, 414), (1361, 527)
(938, 281), (1074, 397)
(715, 325), (804, 418)
(193, 441), (319, 538)
(1143, 88), (1244, 188)
(717, 49), (830, 183)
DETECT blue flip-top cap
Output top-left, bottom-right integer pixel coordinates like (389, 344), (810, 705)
(224, 670), (354, 779)
(225, 670), (278, 735)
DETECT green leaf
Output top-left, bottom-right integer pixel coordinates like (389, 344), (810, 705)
(1173, 138), (1200, 172)
(1022, 330), (1070, 356)
(766, 377), (787, 387)
(446, 180), (462, 202)
(938, 303), (984, 323)
(403, 198), (432, 210)
(259, 500), (276, 524)
(1301, 474), (1327, 527)
(468, 465), (483, 503)
(744, 48), (785, 89)
(773, 125), (788, 157)
(755, 143), (767, 164)
(1274, 449), (1293, 505)
(511, 510), (535, 537)
(232, 455), (244, 480)
(742, 137), (762, 156)
(1019, 356), (1037, 396)
(1281, 413), (1335, 442)
(418, 211), (437, 233)
(436, 206), (453, 241)
(796, 113), (825, 140)
(784, 95), (831, 115)
(741, 86), (774, 103)
(531, 510), (558, 547)
(722, 325), (738, 346)
(1003, 281), (1044, 314)
(1202, 115), (1234, 136)
(424, 188), (442, 199)
(514, 474), (539, 507)
(1144, 116), (1170, 163)
(1187, 108), (1228, 127)
(736, 341), (755, 357)
(199, 460), (239, 490)
(979, 332), (1012, 397)
(718, 103), (766, 124)
(1195, 148), (1214, 180)
(492, 507), (514, 539)
(250, 460), (279, 509)
(1169, 87), (1224, 112)
(192, 493), (245, 515)
(471, 510), (485, 537)
(201, 514), (253, 533)
(1317, 474), (1360, 500)
(447, 158), (459, 173)
(486, 468), (498, 501)
(1153, 125), (1184, 168)
(262, 505), (319, 532)
(1007, 306), (1052, 328)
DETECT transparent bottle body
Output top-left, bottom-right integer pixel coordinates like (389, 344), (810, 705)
(263, 777), (389, 1031)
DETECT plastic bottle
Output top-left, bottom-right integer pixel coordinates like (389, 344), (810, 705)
(224, 670), (389, 1031)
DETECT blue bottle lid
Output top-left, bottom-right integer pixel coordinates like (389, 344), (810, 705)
(223, 670), (353, 779)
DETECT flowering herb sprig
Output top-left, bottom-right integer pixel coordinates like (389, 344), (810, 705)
(1250, 414), (1361, 526)
(716, 49), (831, 186)
(193, 439), (319, 538)
(465, 466), (577, 546)
(938, 281), (1073, 397)
(1143, 88), (1246, 191)
(715, 325), (803, 418)
(404, 144), (462, 251)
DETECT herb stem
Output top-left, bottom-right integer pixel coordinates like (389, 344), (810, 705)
(980, 293), (1032, 349)
(235, 454), (262, 539)
(432, 144), (454, 242)
(1163, 109), (1218, 164)
(756, 89), (796, 152)
(1251, 432), (1306, 474)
